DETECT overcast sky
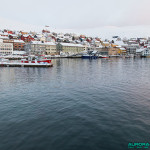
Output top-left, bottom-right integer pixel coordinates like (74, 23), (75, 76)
(0, 0), (150, 38)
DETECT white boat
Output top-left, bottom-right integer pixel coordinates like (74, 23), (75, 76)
(0, 56), (53, 67)
(99, 55), (109, 58)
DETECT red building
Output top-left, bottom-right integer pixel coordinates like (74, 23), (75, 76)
(3, 29), (13, 34)
(13, 40), (25, 51)
(7, 30), (13, 34)
(42, 29), (50, 33)
(21, 35), (34, 42)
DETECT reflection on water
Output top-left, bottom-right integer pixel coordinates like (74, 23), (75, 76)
(0, 58), (150, 150)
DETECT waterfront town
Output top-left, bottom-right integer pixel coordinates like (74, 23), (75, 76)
(0, 28), (150, 58)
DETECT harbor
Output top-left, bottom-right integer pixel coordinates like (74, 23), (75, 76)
(1, 0), (150, 149)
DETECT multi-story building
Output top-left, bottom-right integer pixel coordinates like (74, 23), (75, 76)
(60, 43), (84, 55)
(25, 41), (46, 55)
(3, 39), (25, 51)
(13, 40), (25, 51)
(97, 47), (109, 55)
(136, 48), (150, 57)
(0, 39), (13, 55)
(108, 47), (119, 56)
(25, 41), (57, 55)
(45, 42), (57, 55)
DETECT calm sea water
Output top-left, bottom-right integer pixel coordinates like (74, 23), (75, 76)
(0, 58), (150, 150)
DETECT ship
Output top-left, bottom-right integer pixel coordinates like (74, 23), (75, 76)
(0, 55), (53, 67)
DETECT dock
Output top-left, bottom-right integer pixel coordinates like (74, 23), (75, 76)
(0, 62), (53, 67)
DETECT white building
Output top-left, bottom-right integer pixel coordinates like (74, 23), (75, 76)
(136, 48), (150, 57)
(0, 39), (13, 55)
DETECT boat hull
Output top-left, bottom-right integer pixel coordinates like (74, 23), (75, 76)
(21, 59), (52, 63)
(82, 56), (98, 59)
(0, 62), (53, 67)
(99, 55), (109, 58)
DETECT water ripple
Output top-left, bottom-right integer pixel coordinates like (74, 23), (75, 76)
(0, 58), (150, 150)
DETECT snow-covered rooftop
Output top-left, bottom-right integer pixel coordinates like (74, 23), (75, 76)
(103, 42), (110, 44)
(61, 43), (84, 47)
(31, 41), (55, 45)
(116, 45), (122, 48)
(115, 41), (126, 46)
(45, 42), (56, 46)
(14, 40), (25, 43)
(0, 36), (9, 39)
(9, 34), (18, 37)
(136, 48), (146, 53)
(13, 51), (26, 55)
(120, 47), (126, 50)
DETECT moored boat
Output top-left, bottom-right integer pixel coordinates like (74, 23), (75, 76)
(82, 54), (98, 59)
(0, 55), (53, 67)
(21, 55), (52, 63)
(82, 50), (99, 59)
(99, 55), (109, 58)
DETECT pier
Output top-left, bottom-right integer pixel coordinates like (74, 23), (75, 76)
(0, 63), (53, 67)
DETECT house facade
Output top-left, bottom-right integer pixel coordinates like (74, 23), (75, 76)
(3, 39), (25, 51)
(0, 39), (13, 55)
(25, 41), (57, 55)
(60, 43), (84, 55)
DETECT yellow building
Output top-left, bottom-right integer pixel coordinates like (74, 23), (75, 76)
(45, 42), (57, 55)
(108, 47), (120, 56)
(61, 43), (84, 55)
(111, 44), (127, 55)
(118, 47), (126, 54)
